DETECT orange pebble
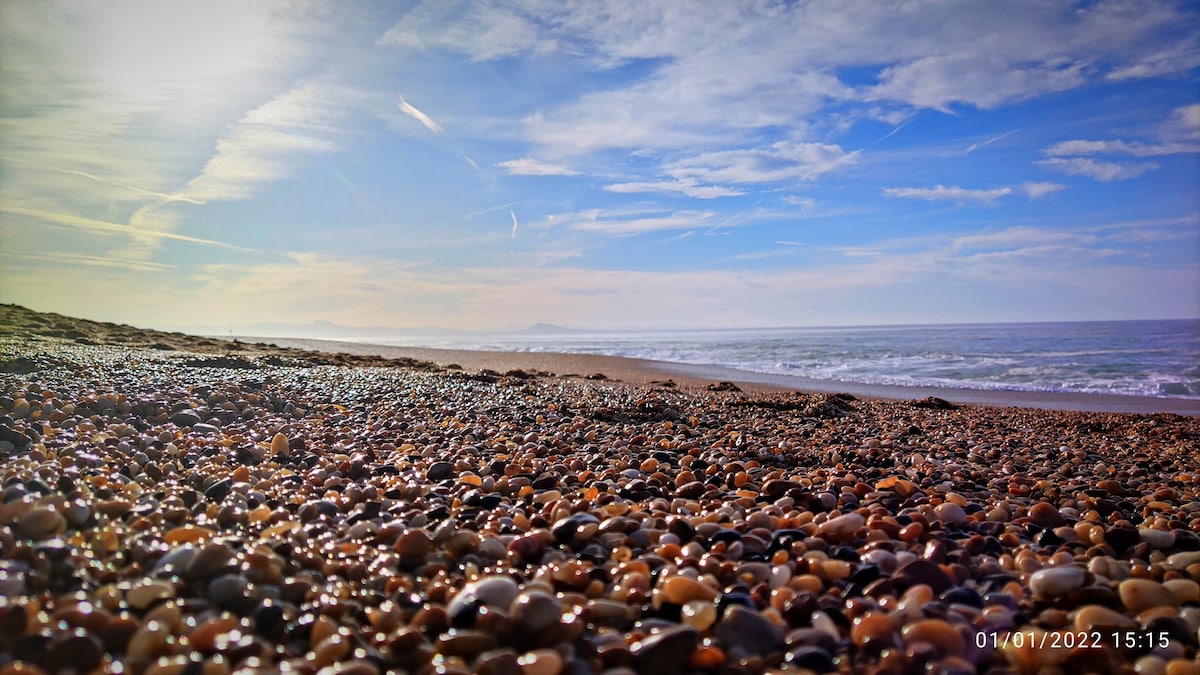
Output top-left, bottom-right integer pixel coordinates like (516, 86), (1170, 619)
(899, 522), (924, 542)
(689, 644), (725, 669)
(658, 543), (683, 560)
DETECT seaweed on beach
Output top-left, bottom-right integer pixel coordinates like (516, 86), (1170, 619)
(181, 355), (262, 369)
(731, 392), (858, 418)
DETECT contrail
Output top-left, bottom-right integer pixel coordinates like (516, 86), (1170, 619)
(510, 210), (519, 239)
(9, 158), (206, 204)
(397, 95), (443, 133)
(1, 204), (255, 252)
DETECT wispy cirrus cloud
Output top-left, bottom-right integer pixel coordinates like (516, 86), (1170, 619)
(604, 179), (743, 199)
(496, 157), (578, 176)
(1038, 157), (1158, 182)
(379, 2), (555, 61)
(883, 185), (1013, 203)
(564, 209), (717, 235)
(669, 141), (853, 185)
(950, 225), (1098, 251)
(182, 81), (350, 203)
(1036, 104), (1199, 183)
(868, 54), (1088, 111)
(1045, 139), (1198, 157)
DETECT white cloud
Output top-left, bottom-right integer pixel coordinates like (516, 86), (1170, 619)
(868, 54), (1087, 111)
(883, 185), (1013, 203)
(1037, 105), (1198, 183)
(603, 179), (743, 199)
(1165, 103), (1200, 141)
(496, 157), (579, 176)
(1045, 139), (1197, 157)
(182, 82), (349, 202)
(1022, 181), (1067, 199)
(1038, 157), (1158, 182)
(1176, 104), (1200, 127)
(669, 141), (853, 185)
(397, 94), (444, 133)
(782, 196), (817, 210)
(373, 0), (1197, 226)
(566, 209), (717, 235)
(955, 245), (1128, 265)
(173, 226), (1195, 329)
(379, 2), (555, 61)
(1106, 44), (1200, 81)
(951, 226), (1097, 251)
(377, 1), (1195, 159)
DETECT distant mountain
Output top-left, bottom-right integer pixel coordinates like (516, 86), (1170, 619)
(515, 322), (582, 335)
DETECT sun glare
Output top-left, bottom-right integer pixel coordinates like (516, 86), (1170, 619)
(85, 0), (280, 104)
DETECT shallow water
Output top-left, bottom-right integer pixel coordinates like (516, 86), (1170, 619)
(367, 320), (1200, 400)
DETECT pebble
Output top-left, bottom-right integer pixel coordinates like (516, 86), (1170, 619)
(169, 408), (201, 427)
(1028, 501), (1066, 527)
(450, 575), (521, 617)
(3, 305), (1200, 675)
(934, 502), (966, 526)
(518, 648), (563, 675)
(632, 626), (700, 675)
(681, 600), (717, 631)
(1119, 579), (1178, 613)
(126, 580), (175, 610)
(1073, 604), (1138, 630)
(715, 604), (785, 657)
(817, 512), (864, 538)
(1029, 566), (1088, 600)
(900, 618), (965, 658)
(659, 575), (717, 605)
(14, 507), (66, 540)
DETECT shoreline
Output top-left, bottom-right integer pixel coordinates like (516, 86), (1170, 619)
(252, 336), (1200, 416)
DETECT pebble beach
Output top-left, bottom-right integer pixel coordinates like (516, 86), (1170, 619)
(2, 304), (1199, 675)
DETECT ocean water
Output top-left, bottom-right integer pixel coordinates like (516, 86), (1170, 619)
(377, 320), (1200, 400)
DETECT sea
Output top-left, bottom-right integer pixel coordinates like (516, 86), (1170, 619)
(366, 320), (1200, 400)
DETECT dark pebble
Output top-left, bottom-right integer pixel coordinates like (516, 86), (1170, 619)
(940, 587), (982, 607)
(170, 408), (202, 427)
(715, 604), (785, 657)
(204, 478), (232, 502)
(427, 462), (454, 480)
(1172, 529), (1200, 551)
(0, 425), (31, 448)
(894, 559), (953, 595)
(44, 631), (105, 673)
(631, 625), (700, 675)
(786, 645), (835, 673)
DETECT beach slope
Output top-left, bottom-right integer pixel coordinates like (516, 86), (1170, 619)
(2, 303), (1199, 673)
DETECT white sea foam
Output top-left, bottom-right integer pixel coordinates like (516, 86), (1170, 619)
(369, 320), (1200, 399)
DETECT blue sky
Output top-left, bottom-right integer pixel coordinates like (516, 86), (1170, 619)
(1, 0), (1198, 332)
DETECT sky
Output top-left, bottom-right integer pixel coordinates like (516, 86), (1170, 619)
(1, 0), (1198, 333)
